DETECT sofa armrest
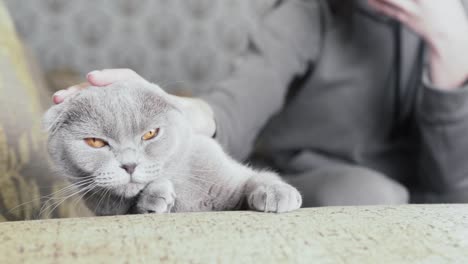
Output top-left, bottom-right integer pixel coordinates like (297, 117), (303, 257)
(1, 205), (467, 263)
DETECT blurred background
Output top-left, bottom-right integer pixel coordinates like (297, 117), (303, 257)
(4, 0), (271, 95)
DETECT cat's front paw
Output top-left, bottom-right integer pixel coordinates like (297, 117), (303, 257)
(248, 183), (302, 213)
(135, 179), (176, 214)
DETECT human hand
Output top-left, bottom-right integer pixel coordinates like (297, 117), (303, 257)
(53, 69), (216, 136)
(368, 0), (468, 89)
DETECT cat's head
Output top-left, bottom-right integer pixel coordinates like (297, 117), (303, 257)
(43, 80), (191, 198)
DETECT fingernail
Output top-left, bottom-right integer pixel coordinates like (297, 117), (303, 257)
(53, 90), (66, 104)
(53, 95), (62, 104)
(87, 70), (101, 79)
(53, 90), (67, 98)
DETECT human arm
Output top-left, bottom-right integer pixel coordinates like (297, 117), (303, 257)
(369, 0), (468, 199)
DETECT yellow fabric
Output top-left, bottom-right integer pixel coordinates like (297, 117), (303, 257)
(0, 1), (91, 221)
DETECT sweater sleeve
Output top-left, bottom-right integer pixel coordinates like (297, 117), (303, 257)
(417, 70), (468, 201)
(200, 0), (323, 160)
(416, 0), (468, 201)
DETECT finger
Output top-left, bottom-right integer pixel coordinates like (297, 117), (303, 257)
(370, 0), (418, 15)
(367, 0), (412, 23)
(52, 82), (90, 104)
(87, 68), (143, 86)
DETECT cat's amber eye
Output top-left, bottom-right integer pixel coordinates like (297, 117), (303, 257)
(84, 138), (107, 148)
(142, 128), (160, 141)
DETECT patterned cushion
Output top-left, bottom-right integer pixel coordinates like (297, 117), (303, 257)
(4, 0), (274, 95)
(0, 1), (91, 221)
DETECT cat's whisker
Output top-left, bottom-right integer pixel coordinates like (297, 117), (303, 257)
(94, 187), (112, 213)
(38, 183), (96, 219)
(35, 176), (95, 189)
(91, 190), (107, 213)
(116, 192), (126, 213)
(52, 183), (97, 214)
(7, 196), (50, 215)
(36, 179), (96, 215)
(73, 183), (98, 209)
(41, 182), (95, 207)
(63, 175), (95, 180)
(41, 179), (95, 201)
(81, 186), (104, 213)
(51, 177), (95, 190)
(8, 179), (95, 215)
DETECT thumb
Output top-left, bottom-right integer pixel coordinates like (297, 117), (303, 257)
(87, 68), (144, 86)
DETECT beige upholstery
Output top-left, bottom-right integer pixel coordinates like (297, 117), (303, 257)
(1, 205), (467, 263)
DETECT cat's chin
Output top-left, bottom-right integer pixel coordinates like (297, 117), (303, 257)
(113, 183), (146, 198)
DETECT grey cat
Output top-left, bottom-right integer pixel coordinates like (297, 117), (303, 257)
(43, 80), (302, 215)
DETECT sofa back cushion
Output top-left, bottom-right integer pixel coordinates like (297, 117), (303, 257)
(4, 0), (272, 96)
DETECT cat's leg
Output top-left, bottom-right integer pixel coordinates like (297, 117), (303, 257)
(189, 136), (301, 213)
(134, 178), (176, 214)
(243, 171), (302, 213)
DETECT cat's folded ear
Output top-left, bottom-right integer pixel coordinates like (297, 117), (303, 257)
(42, 103), (68, 136)
(146, 82), (185, 111)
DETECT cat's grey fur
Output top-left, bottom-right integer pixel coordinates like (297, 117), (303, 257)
(43, 80), (302, 215)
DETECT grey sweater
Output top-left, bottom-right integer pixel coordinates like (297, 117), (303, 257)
(202, 0), (468, 197)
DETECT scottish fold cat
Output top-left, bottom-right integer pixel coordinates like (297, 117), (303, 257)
(44, 80), (302, 215)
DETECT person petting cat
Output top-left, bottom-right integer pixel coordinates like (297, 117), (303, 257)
(45, 81), (302, 215)
(53, 0), (468, 207)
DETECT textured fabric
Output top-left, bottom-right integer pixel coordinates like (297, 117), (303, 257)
(0, 1), (91, 221)
(201, 0), (468, 202)
(0, 205), (467, 263)
(4, 0), (272, 94)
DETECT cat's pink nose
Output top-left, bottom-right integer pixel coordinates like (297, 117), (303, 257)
(121, 163), (137, 175)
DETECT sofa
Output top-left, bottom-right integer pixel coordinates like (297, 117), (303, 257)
(1, 205), (467, 263)
(0, 1), (467, 263)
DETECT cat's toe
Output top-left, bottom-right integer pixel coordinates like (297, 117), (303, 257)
(136, 193), (176, 214)
(135, 179), (176, 214)
(248, 183), (302, 213)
